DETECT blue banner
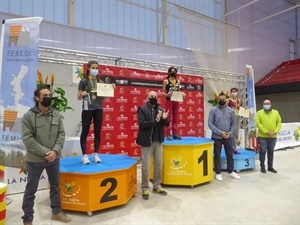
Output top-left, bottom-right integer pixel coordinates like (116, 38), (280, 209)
(0, 17), (42, 168)
(246, 65), (257, 137)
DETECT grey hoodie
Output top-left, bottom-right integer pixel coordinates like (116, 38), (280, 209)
(22, 106), (65, 163)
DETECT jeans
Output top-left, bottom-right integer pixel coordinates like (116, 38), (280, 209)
(141, 142), (163, 191)
(22, 160), (61, 224)
(80, 109), (103, 154)
(258, 137), (277, 169)
(213, 138), (234, 174)
(165, 100), (179, 135)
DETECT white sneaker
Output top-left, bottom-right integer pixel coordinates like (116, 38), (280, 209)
(215, 174), (222, 181)
(94, 153), (101, 163)
(230, 172), (240, 179)
(82, 154), (90, 164)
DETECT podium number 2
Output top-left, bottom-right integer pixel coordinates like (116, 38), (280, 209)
(198, 150), (208, 176)
(100, 178), (118, 203)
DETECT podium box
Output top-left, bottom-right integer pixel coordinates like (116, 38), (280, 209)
(157, 137), (214, 187)
(221, 149), (256, 171)
(0, 183), (7, 225)
(59, 154), (137, 215)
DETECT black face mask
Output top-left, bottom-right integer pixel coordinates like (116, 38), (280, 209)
(149, 97), (158, 105)
(218, 100), (226, 106)
(170, 72), (176, 77)
(41, 97), (52, 107)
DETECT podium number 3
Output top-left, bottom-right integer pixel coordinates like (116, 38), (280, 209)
(198, 150), (208, 176)
(100, 178), (118, 203)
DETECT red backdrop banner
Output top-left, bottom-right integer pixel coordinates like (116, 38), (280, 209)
(83, 64), (204, 157)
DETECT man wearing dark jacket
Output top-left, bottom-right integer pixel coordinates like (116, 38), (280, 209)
(21, 86), (71, 225)
(136, 91), (169, 200)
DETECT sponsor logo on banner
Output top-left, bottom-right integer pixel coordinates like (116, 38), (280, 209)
(154, 74), (164, 80)
(196, 77), (203, 84)
(198, 114), (203, 119)
(130, 88), (141, 95)
(186, 84), (195, 90)
(130, 105), (138, 112)
(187, 99), (195, 104)
(196, 92), (203, 98)
(117, 114), (128, 121)
(116, 79), (129, 85)
(120, 141), (126, 148)
(180, 84), (185, 89)
(117, 132), (128, 139)
(197, 107), (203, 112)
(187, 129), (196, 135)
(189, 121), (194, 127)
(103, 105), (114, 112)
(103, 124), (114, 130)
(145, 73), (150, 79)
(119, 87), (126, 94)
(101, 67), (114, 75)
(197, 122), (204, 127)
(116, 96), (128, 103)
(131, 123), (139, 130)
(187, 114), (195, 120)
(179, 129), (184, 135)
(157, 89), (163, 96)
(133, 131), (138, 138)
(133, 114), (138, 121)
(197, 85), (203, 91)
(179, 114), (184, 119)
(105, 114), (112, 121)
(102, 142), (115, 150)
(188, 92), (193, 97)
(120, 150), (128, 155)
(130, 141), (139, 147)
(177, 76), (185, 82)
(119, 123), (126, 130)
(105, 133), (112, 140)
(119, 69), (125, 76)
(130, 71), (141, 77)
(177, 122), (186, 128)
(133, 148), (140, 156)
(119, 105), (126, 112)
(132, 96), (139, 103)
(188, 107), (193, 112)
(178, 107), (185, 112)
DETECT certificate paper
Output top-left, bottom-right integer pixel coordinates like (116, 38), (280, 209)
(97, 83), (114, 97)
(170, 91), (183, 102)
(238, 106), (250, 118)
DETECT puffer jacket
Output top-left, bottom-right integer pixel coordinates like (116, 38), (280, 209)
(22, 106), (65, 162)
(136, 103), (169, 147)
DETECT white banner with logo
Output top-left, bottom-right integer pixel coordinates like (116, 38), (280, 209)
(275, 122), (300, 150)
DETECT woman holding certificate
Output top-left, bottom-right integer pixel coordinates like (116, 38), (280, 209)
(162, 66), (186, 140)
(77, 60), (107, 164)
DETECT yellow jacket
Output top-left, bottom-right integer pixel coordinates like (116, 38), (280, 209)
(255, 108), (281, 138)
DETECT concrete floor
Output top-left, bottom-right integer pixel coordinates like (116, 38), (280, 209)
(6, 146), (300, 225)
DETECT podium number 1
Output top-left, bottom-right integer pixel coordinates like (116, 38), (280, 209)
(198, 150), (208, 176)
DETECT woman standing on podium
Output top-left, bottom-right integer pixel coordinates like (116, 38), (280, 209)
(162, 66), (186, 140)
(77, 60), (115, 164)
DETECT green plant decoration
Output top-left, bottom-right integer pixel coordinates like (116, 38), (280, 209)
(37, 70), (74, 113)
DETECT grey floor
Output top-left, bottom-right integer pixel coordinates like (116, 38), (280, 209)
(6, 146), (300, 225)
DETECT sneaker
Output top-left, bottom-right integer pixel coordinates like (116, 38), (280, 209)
(233, 150), (241, 154)
(142, 190), (149, 200)
(166, 135), (173, 140)
(51, 212), (71, 223)
(82, 154), (90, 164)
(229, 172), (240, 179)
(215, 174), (222, 181)
(153, 188), (167, 196)
(173, 134), (182, 140)
(94, 153), (101, 163)
(261, 168), (267, 173)
(268, 168), (277, 173)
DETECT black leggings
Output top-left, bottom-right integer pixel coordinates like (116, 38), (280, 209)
(80, 109), (103, 154)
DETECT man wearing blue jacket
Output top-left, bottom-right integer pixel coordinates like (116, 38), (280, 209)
(136, 91), (169, 200)
(208, 92), (240, 181)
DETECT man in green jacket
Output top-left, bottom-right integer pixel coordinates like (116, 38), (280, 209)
(21, 86), (71, 225)
(255, 99), (282, 173)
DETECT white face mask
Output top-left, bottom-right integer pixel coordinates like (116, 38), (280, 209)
(231, 92), (237, 97)
(90, 69), (98, 76)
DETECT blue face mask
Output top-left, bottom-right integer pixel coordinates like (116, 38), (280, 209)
(90, 69), (98, 76)
(263, 105), (271, 111)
